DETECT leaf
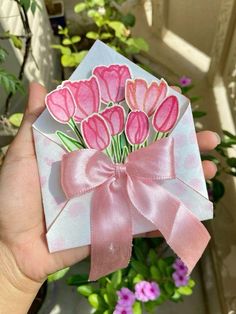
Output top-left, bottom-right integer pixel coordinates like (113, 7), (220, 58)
(157, 259), (167, 274)
(74, 2), (87, 13)
(108, 21), (127, 38)
(71, 35), (81, 43)
(126, 37), (149, 52)
(89, 0), (105, 6)
(8, 113), (24, 127)
(111, 270), (122, 288)
(67, 273), (89, 286)
(148, 249), (157, 265)
(61, 54), (76, 67)
(0, 68), (24, 94)
(86, 31), (99, 40)
(19, 0), (30, 11)
(177, 286), (193, 296)
(171, 291), (182, 301)
(73, 51), (88, 64)
(227, 157), (236, 168)
(0, 47), (8, 63)
(87, 10), (104, 27)
(100, 32), (113, 40)
(164, 282), (175, 296)
(211, 178), (225, 202)
(164, 256), (175, 266)
(51, 45), (71, 55)
(223, 130), (236, 140)
(133, 301), (142, 314)
(133, 274), (144, 284)
(9, 34), (23, 50)
(62, 38), (72, 45)
(58, 26), (69, 36)
(193, 111), (207, 118)
(189, 96), (201, 103)
(47, 267), (70, 282)
(188, 279), (195, 288)
(56, 131), (83, 152)
(106, 282), (117, 306)
(88, 294), (101, 309)
(77, 284), (94, 296)
(201, 154), (219, 164)
(134, 244), (145, 263)
(131, 260), (149, 277)
(150, 265), (161, 281)
(121, 13), (136, 27)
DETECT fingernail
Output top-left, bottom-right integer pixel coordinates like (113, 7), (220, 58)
(214, 132), (221, 145)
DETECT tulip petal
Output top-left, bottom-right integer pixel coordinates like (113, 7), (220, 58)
(144, 80), (167, 116)
(125, 111), (149, 145)
(101, 105), (125, 136)
(126, 80), (138, 111)
(152, 95), (179, 132)
(81, 113), (111, 150)
(46, 87), (75, 123)
(134, 79), (148, 110)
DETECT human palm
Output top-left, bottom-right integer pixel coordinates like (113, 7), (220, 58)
(0, 82), (218, 284)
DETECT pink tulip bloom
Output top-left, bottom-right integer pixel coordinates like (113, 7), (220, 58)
(46, 87), (76, 123)
(63, 76), (100, 122)
(125, 78), (167, 117)
(81, 113), (111, 150)
(152, 95), (179, 132)
(125, 111), (149, 145)
(101, 105), (125, 136)
(93, 64), (131, 103)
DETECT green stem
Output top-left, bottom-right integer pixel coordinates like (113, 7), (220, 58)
(68, 118), (86, 147)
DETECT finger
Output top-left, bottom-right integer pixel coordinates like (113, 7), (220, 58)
(197, 131), (220, 152)
(7, 82), (47, 158)
(202, 160), (217, 179)
(171, 86), (182, 93)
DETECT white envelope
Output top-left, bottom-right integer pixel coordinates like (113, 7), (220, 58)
(32, 40), (213, 253)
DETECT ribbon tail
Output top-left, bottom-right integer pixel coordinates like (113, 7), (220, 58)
(127, 177), (210, 273)
(89, 176), (133, 281)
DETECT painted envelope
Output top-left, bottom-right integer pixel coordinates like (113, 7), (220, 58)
(33, 40), (213, 280)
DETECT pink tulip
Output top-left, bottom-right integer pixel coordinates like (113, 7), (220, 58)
(125, 78), (167, 117)
(93, 64), (131, 103)
(152, 95), (179, 132)
(125, 111), (149, 145)
(46, 87), (76, 123)
(81, 113), (111, 150)
(101, 105), (125, 136)
(63, 76), (100, 122)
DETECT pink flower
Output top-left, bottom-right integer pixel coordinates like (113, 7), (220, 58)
(46, 87), (76, 123)
(173, 258), (188, 275)
(125, 111), (149, 145)
(101, 105), (125, 136)
(93, 64), (131, 103)
(179, 76), (192, 87)
(81, 113), (111, 150)
(125, 78), (167, 116)
(63, 76), (100, 122)
(172, 271), (189, 287)
(152, 95), (179, 132)
(113, 304), (133, 314)
(117, 288), (135, 307)
(135, 281), (160, 302)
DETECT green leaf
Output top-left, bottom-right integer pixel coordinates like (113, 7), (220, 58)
(0, 68), (24, 94)
(51, 45), (71, 55)
(108, 21), (127, 38)
(58, 26), (69, 36)
(111, 270), (122, 288)
(193, 111), (207, 118)
(8, 113), (24, 127)
(9, 34), (23, 50)
(133, 301), (142, 314)
(73, 51), (88, 64)
(188, 279), (195, 288)
(150, 265), (161, 281)
(61, 54), (76, 67)
(74, 2), (87, 13)
(62, 38), (72, 45)
(164, 256), (175, 266)
(171, 291), (182, 301)
(121, 13), (136, 27)
(157, 259), (167, 274)
(86, 31), (99, 40)
(164, 281), (175, 295)
(148, 249), (157, 265)
(127, 37), (149, 52)
(77, 284), (94, 296)
(189, 96), (201, 103)
(223, 130), (236, 140)
(89, 0), (105, 6)
(88, 294), (101, 309)
(134, 244), (145, 263)
(56, 131), (83, 152)
(210, 178), (225, 202)
(227, 157), (236, 168)
(0, 47), (8, 63)
(133, 274), (144, 284)
(19, 0), (30, 11)
(177, 286), (193, 296)
(106, 282), (117, 306)
(131, 260), (149, 277)
(201, 154), (219, 164)
(67, 273), (89, 285)
(71, 35), (81, 43)
(100, 32), (113, 40)
(47, 267), (70, 282)
(87, 10), (104, 27)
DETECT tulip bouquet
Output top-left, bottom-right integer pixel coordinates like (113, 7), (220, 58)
(45, 64), (179, 159)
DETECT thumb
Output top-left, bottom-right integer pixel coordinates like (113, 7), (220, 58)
(7, 82), (47, 158)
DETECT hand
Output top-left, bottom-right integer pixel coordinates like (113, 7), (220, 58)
(0, 82), (219, 312)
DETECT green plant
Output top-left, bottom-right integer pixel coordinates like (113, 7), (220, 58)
(53, 0), (149, 68)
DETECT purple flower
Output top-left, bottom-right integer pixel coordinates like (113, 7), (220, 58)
(179, 76), (192, 87)
(135, 281), (160, 302)
(113, 303), (133, 314)
(172, 271), (189, 287)
(117, 288), (135, 307)
(173, 258), (188, 275)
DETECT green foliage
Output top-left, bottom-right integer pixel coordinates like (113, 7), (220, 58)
(8, 113), (24, 127)
(0, 68), (24, 94)
(48, 267), (70, 282)
(19, 0), (41, 13)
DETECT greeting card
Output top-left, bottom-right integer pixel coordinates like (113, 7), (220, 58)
(33, 40), (213, 281)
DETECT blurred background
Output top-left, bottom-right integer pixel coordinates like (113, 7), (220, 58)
(0, 0), (236, 313)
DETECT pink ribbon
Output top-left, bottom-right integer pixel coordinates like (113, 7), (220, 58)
(61, 137), (210, 281)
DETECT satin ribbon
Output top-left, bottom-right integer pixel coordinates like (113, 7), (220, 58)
(61, 137), (210, 281)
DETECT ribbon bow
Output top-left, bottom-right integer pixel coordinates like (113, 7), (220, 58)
(61, 137), (210, 281)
